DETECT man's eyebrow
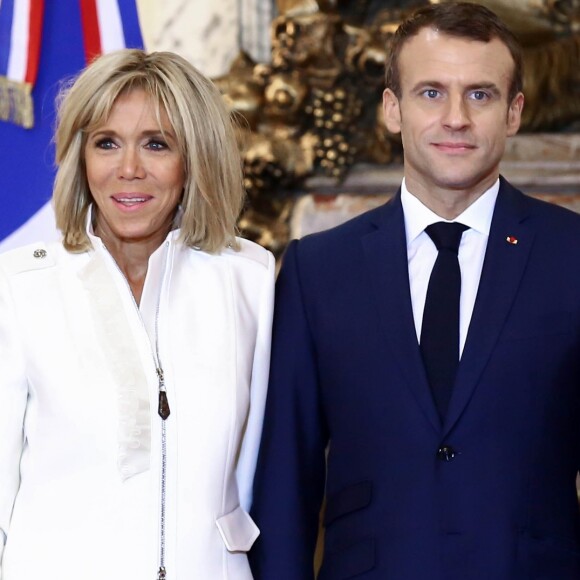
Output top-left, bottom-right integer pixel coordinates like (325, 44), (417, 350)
(464, 83), (502, 96)
(409, 81), (502, 96)
(409, 80), (446, 93)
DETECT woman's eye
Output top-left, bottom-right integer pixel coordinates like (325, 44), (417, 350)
(146, 139), (168, 151)
(95, 138), (116, 150)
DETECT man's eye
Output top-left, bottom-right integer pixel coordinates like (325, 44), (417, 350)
(471, 91), (489, 101)
(423, 89), (440, 99)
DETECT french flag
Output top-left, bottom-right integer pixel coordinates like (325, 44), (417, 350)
(0, 0), (44, 127)
(0, 0), (143, 252)
(80, 0), (143, 62)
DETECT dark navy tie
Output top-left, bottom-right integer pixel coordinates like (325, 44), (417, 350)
(420, 222), (468, 420)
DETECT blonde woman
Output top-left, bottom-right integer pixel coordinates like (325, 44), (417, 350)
(0, 50), (274, 579)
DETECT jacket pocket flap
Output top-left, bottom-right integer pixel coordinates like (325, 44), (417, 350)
(216, 505), (260, 552)
(321, 538), (376, 579)
(324, 480), (373, 526)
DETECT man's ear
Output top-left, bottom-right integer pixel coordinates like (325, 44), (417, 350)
(507, 92), (524, 136)
(383, 88), (402, 134)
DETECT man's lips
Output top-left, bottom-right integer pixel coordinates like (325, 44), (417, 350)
(432, 142), (476, 153)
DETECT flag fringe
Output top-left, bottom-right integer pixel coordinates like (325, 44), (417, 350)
(0, 77), (34, 129)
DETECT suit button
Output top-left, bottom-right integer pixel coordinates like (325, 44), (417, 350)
(436, 445), (457, 462)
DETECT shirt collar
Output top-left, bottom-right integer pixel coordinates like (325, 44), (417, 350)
(401, 178), (499, 245)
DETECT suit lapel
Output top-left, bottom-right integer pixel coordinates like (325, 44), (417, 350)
(362, 194), (441, 432)
(444, 180), (535, 433)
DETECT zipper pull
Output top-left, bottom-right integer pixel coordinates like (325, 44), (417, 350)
(158, 390), (170, 420)
(157, 367), (170, 420)
(157, 566), (167, 579)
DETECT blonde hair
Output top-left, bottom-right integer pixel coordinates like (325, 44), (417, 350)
(53, 49), (244, 253)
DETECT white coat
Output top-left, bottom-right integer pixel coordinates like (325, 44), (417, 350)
(0, 227), (274, 580)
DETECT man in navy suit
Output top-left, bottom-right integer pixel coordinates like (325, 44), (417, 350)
(249, 3), (580, 578)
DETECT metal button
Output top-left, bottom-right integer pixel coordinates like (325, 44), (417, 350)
(436, 445), (457, 462)
(33, 249), (47, 258)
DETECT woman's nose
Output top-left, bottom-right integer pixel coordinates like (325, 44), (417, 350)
(118, 147), (146, 179)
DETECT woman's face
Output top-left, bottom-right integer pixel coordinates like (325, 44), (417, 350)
(84, 89), (185, 247)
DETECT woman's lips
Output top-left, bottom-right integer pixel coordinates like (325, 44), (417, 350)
(111, 194), (153, 208)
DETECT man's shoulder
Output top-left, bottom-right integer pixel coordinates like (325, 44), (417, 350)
(295, 197), (397, 252)
(499, 178), (580, 235)
(522, 195), (580, 242)
(502, 179), (579, 217)
(526, 195), (580, 225)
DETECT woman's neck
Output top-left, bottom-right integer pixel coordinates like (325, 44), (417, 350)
(96, 229), (168, 306)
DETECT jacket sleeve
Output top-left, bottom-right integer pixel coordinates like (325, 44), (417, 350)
(236, 249), (276, 512)
(0, 267), (29, 576)
(249, 240), (328, 580)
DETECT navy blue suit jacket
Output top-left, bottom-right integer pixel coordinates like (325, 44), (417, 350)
(249, 178), (580, 579)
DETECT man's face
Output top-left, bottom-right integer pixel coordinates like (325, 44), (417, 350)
(383, 28), (523, 205)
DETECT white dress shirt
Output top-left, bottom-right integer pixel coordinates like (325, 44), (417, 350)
(401, 178), (499, 357)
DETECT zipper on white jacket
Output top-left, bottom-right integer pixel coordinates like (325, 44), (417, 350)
(157, 366), (170, 580)
(99, 241), (171, 579)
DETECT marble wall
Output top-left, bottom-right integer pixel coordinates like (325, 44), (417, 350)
(137, 0), (274, 77)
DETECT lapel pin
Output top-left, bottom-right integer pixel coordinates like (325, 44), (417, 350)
(506, 236), (518, 245)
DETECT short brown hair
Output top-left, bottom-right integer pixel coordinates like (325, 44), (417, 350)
(385, 2), (523, 103)
(53, 50), (245, 253)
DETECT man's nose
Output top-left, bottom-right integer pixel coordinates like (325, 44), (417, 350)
(442, 94), (470, 130)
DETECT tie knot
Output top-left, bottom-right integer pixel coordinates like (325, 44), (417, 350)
(425, 222), (468, 253)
